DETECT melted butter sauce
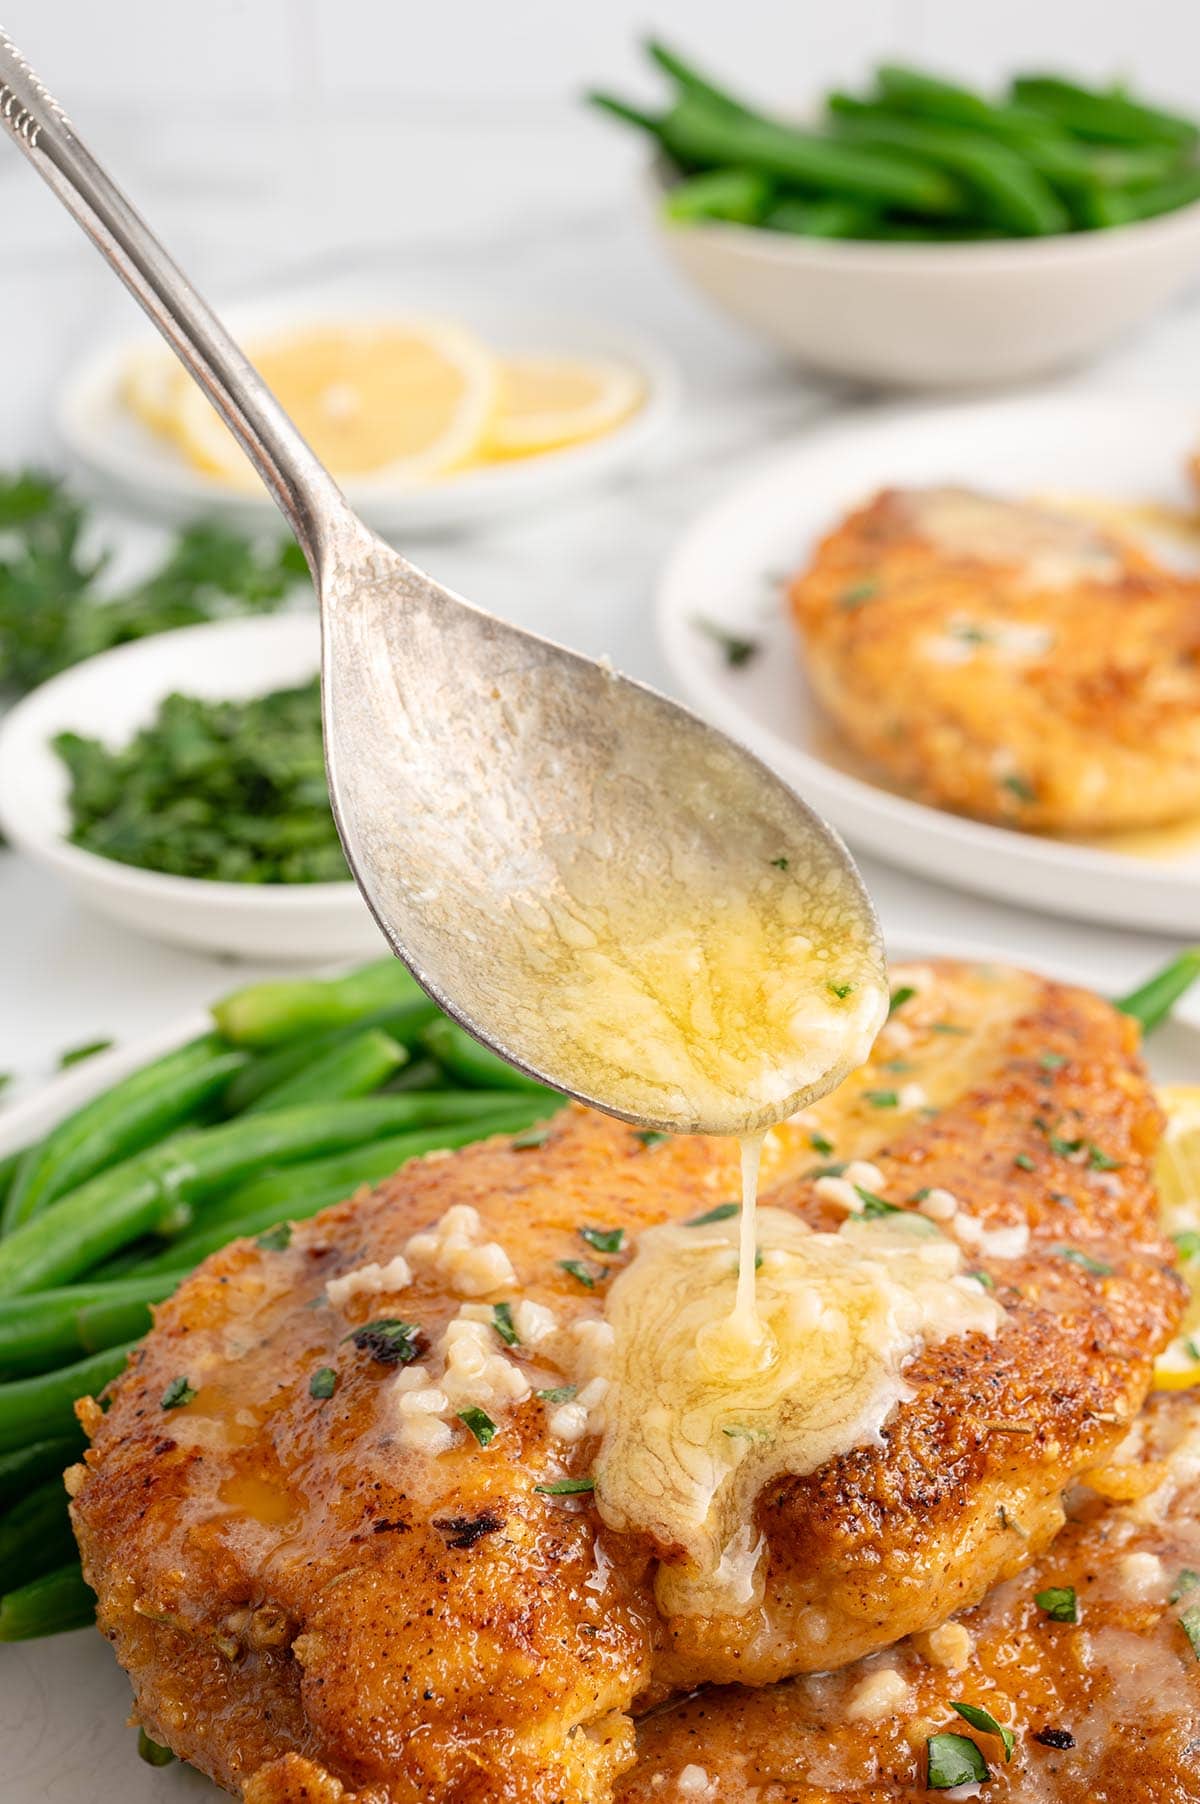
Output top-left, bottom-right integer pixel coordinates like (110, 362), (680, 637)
(595, 1207), (1002, 1617)
(499, 820), (887, 1137)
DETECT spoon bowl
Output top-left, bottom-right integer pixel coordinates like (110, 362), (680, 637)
(321, 519), (885, 1131)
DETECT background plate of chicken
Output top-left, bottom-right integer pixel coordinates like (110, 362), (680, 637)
(657, 393), (1200, 933)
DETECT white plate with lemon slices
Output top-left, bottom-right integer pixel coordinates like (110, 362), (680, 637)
(57, 298), (678, 533)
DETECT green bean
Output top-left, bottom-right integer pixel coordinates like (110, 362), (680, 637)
(212, 957), (422, 1048)
(828, 98), (1068, 234)
(762, 196), (879, 237)
(1089, 166), (1200, 225)
(875, 63), (1048, 136)
(0, 1436), (83, 1510)
(2, 1037), (248, 1233)
(1115, 950), (1200, 1035)
(0, 1148), (25, 1212)
(133, 1101), (561, 1274)
(662, 168), (773, 224)
(0, 1275), (182, 1379)
(0, 1563), (94, 1640)
(245, 1029), (406, 1113)
(385, 1056), (444, 1092)
(0, 1097), (508, 1297)
(589, 90), (965, 214)
(421, 1018), (553, 1093)
(0, 1479), (77, 1593)
(221, 998), (439, 1113)
(870, 68), (1184, 208)
(1011, 75), (1199, 150)
(0, 1343), (135, 1454)
(643, 39), (760, 122)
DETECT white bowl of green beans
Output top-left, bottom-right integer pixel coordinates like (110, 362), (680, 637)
(0, 614), (385, 962)
(594, 46), (1200, 388)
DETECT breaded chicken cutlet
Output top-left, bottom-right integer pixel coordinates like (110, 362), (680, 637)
(787, 486), (1200, 834)
(68, 962), (1180, 1803)
(620, 1385), (1200, 1804)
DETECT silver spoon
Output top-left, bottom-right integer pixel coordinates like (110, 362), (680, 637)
(0, 33), (886, 1135)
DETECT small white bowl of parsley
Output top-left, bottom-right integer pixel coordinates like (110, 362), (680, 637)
(0, 612), (384, 960)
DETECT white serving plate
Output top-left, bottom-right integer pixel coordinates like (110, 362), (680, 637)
(657, 392), (1200, 934)
(0, 933), (1195, 1800)
(57, 293), (679, 535)
(0, 613), (385, 962)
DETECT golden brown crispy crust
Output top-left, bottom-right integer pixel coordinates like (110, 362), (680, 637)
(787, 487), (1200, 833)
(69, 963), (1179, 1802)
(620, 1389), (1200, 1804)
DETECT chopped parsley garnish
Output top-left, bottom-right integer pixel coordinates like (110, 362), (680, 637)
(951, 1702), (1014, 1762)
(255, 1222), (292, 1251)
(970, 1270), (996, 1290)
(809, 1161), (847, 1179)
(635, 1129), (668, 1148)
(809, 1131), (835, 1156)
(931, 1021), (968, 1035)
(459, 1407), (498, 1447)
(309, 1366), (338, 1400)
(1001, 773), (1037, 804)
(1039, 1051), (1068, 1071)
(1035, 1585), (1079, 1623)
(512, 1123), (553, 1150)
(770, 855), (789, 870)
(864, 1089), (899, 1109)
(537, 1385), (578, 1404)
(687, 1201), (740, 1226)
(1048, 1132), (1083, 1158)
(828, 981), (854, 1000)
(1174, 1231), (1200, 1263)
(160, 1375), (196, 1411)
(692, 616), (760, 667)
(723, 1424), (768, 1441)
(1087, 1143), (1122, 1171)
(492, 1302), (519, 1347)
(1054, 1245), (1112, 1277)
(579, 1226), (624, 1254)
(888, 985), (916, 1017)
(839, 580), (877, 609)
(1182, 1603), (1200, 1660)
(1171, 1568), (1200, 1604)
(854, 1186), (900, 1217)
(926, 1732), (989, 1788)
(558, 1259), (602, 1289)
(534, 1476), (594, 1495)
(346, 1318), (421, 1366)
(1014, 1152), (1036, 1172)
(58, 1037), (114, 1069)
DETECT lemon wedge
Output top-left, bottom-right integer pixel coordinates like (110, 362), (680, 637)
(1153, 1084), (1200, 1389)
(484, 354), (643, 459)
(132, 319), (499, 490)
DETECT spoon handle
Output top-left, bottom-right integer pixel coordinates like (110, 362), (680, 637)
(0, 29), (347, 562)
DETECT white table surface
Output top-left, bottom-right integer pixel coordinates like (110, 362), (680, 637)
(1, 96), (1197, 1081)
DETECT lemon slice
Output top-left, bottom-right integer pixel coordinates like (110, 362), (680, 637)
(122, 347), (186, 438)
(146, 319), (499, 490)
(1153, 1084), (1200, 1389)
(484, 354), (643, 459)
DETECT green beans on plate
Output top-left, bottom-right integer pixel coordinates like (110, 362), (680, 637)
(590, 41), (1200, 242)
(0, 1564), (96, 1641)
